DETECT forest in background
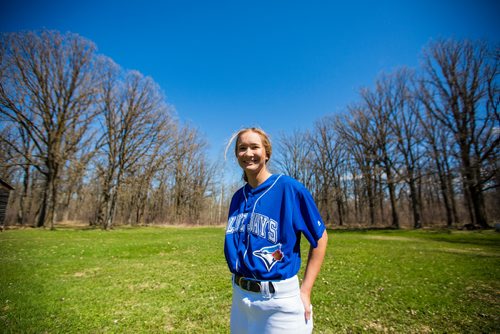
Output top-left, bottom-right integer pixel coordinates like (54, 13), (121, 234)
(0, 30), (498, 229)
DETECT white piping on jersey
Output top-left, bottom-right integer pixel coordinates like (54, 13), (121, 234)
(248, 174), (283, 216)
(242, 174), (283, 277)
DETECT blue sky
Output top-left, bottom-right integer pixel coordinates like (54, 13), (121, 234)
(1, 0), (499, 170)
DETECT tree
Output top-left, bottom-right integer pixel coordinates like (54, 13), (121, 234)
(0, 123), (33, 225)
(94, 63), (173, 230)
(0, 30), (100, 229)
(420, 39), (499, 228)
(169, 124), (211, 224)
(387, 68), (425, 228)
(418, 95), (459, 227)
(122, 127), (174, 226)
(360, 77), (401, 228)
(335, 106), (378, 225)
(310, 116), (346, 226)
(275, 129), (314, 189)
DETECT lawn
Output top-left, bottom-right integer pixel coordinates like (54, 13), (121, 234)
(0, 227), (498, 333)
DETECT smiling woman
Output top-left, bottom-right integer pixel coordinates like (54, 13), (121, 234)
(235, 128), (272, 187)
(224, 127), (328, 334)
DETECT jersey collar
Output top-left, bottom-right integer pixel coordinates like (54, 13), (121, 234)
(244, 174), (281, 196)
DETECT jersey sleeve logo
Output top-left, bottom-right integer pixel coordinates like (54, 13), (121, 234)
(252, 244), (284, 272)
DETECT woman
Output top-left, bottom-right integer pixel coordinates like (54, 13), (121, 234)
(224, 127), (328, 333)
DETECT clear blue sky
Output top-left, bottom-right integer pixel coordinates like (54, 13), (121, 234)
(1, 0), (499, 167)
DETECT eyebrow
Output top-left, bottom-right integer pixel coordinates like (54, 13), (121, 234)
(238, 142), (261, 147)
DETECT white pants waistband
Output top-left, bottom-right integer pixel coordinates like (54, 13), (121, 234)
(232, 274), (300, 299)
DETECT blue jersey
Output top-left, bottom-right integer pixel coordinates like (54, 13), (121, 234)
(224, 174), (326, 281)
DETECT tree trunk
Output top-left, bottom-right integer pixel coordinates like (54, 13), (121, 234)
(36, 186), (48, 228)
(408, 174), (422, 229)
(384, 163), (399, 228)
(17, 165), (30, 226)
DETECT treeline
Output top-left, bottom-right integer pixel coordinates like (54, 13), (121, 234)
(274, 39), (499, 229)
(0, 30), (498, 229)
(0, 30), (220, 229)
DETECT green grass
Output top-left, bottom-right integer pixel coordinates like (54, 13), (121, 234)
(0, 227), (498, 333)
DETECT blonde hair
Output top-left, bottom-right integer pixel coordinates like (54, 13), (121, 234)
(225, 127), (272, 181)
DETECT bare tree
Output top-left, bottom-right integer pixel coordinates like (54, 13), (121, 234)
(144, 167), (171, 224)
(0, 123), (33, 225)
(274, 129), (314, 189)
(94, 63), (173, 230)
(59, 146), (95, 222)
(360, 73), (404, 228)
(420, 39), (499, 228)
(335, 106), (378, 225)
(310, 116), (346, 226)
(122, 130), (174, 226)
(0, 30), (100, 229)
(388, 68), (425, 228)
(418, 96), (459, 227)
(169, 124), (211, 224)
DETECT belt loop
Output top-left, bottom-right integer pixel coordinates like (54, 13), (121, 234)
(261, 281), (272, 299)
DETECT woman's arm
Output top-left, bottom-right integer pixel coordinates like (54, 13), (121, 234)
(300, 229), (328, 321)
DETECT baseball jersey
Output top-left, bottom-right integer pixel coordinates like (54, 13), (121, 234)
(224, 174), (326, 281)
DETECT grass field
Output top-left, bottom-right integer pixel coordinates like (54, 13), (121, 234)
(0, 227), (498, 333)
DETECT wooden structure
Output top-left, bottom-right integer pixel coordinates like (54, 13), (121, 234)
(0, 178), (14, 228)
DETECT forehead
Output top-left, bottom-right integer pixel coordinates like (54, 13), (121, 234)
(237, 131), (263, 145)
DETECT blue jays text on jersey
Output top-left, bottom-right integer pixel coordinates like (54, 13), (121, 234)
(224, 174), (326, 281)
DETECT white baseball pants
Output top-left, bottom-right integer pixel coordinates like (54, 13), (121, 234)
(230, 275), (313, 334)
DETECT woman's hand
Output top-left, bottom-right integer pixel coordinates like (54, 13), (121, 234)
(300, 289), (312, 320)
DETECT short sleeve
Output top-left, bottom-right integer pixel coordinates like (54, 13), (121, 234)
(294, 185), (326, 247)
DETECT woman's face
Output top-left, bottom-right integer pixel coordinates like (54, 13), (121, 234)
(236, 131), (268, 176)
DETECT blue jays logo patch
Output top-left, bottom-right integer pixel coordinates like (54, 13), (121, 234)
(253, 244), (284, 271)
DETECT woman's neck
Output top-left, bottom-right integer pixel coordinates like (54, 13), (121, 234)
(247, 169), (272, 188)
